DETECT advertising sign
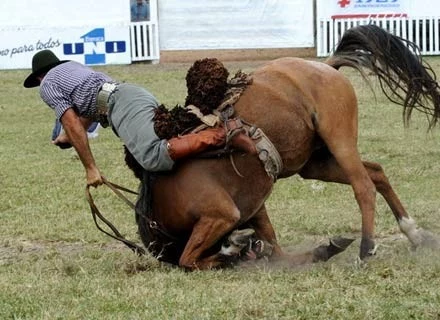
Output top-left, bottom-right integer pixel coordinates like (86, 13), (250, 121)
(330, 0), (409, 18)
(0, 26), (130, 70)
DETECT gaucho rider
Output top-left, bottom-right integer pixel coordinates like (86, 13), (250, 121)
(23, 50), (256, 186)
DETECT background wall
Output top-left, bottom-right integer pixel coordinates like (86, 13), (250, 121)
(2, 0), (440, 70)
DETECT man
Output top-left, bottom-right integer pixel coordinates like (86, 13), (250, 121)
(131, 0), (150, 21)
(24, 50), (255, 187)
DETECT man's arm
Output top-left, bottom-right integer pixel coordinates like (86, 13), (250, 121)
(52, 117), (94, 148)
(60, 108), (103, 187)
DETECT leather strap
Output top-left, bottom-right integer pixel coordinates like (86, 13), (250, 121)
(85, 176), (145, 255)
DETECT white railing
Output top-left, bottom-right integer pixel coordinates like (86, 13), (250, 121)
(129, 21), (160, 62)
(317, 16), (440, 57)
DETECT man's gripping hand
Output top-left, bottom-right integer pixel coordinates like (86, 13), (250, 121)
(52, 132), (72, 149)
(86, 167), (103, 187)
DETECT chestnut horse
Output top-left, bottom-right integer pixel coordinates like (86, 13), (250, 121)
(130, 25), (440, 270)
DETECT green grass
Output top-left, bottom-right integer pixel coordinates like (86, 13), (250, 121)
(2, 58), (440, 319)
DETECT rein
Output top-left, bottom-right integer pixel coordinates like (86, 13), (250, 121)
(85, 176), (146, 255)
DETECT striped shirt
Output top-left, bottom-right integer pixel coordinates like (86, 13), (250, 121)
(40, 61), (114, 120)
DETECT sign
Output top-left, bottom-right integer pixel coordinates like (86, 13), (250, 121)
(330, 0), (409, 18)
(159, 0), (314, 50)
(0, 26), (130, 70)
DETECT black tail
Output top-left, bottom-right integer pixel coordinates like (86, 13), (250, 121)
(325, 24), (440, 128)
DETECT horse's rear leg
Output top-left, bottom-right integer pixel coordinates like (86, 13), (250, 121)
(300, 154), (428, 252)
(299, 142), (377, 259)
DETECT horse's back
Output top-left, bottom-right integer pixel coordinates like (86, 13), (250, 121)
(234, 57), (358, 174)
(241, 57), (356, 118)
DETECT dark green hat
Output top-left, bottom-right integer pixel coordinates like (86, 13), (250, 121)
(23, 50), (68, 88)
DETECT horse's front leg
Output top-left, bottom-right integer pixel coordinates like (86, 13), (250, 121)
(245, 204), (283, 257)
(179, 213), (240, 270)
(246, 205), (353, 264)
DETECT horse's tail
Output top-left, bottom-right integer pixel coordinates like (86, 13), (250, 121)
(325, 24), (440, 127)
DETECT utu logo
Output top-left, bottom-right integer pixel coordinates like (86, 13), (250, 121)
(63, 28), (126, 65)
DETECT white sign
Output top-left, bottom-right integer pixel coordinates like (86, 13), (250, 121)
(0, 27), (131, 70)
(326, 0), (409, 18)
(0, 1), (129, 28)
(158, 0), (314, 50)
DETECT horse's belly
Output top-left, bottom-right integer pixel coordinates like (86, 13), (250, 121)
(152, 156), (274, 233)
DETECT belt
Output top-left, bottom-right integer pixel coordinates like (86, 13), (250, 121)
(96, 82), (119, 127)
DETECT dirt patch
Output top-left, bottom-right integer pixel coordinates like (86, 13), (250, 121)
(0, 233), (410, 268)
(0, 239), (128, 266)
(159, 48), (316, 63)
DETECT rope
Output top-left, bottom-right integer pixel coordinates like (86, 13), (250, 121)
(85, 176), (146, 256)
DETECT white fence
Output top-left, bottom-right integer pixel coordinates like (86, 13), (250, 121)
(129, 21), (160, 61)
(317, 16), (440, 57)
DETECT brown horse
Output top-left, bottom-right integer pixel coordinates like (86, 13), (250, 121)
(130, 25), (440, 270)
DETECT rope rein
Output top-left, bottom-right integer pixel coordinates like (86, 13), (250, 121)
(85, 176), (146, 255)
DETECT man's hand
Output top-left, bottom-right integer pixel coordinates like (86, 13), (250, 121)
(86, 167), (103, 187)
(52, 132), (72, 149)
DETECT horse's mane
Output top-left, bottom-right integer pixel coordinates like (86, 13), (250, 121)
(154, 58), (230, 140)
(125, 58), (230, 180)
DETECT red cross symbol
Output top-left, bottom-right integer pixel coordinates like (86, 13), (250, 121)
(338, 0), (351, 8)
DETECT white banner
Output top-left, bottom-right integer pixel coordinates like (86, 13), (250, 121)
(0, 27), (131, 70)
(158, 0), (314, 50)
(319, 0), (409, 19)
(0, 1), (129, 28)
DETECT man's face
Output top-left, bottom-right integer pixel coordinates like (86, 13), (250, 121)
(136, 0), (143, 5)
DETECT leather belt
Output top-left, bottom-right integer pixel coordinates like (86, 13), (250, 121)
(96, 82), (118, 127)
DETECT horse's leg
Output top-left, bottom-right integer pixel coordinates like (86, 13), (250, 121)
(247, 204), (353, 264)
(246, 204), (283, 257)
(300, 124), (377, 260)
(179, 213), (240, 270)
(299, 153), (428, 252)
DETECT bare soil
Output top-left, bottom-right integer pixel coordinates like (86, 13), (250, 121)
(159, 48), (317, 63)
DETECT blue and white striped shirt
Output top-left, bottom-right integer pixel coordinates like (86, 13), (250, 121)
(40, 61), (113, 120)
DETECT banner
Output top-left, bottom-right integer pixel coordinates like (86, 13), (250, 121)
(328, 0), (409, 19)
(158, 0), (314, 50)
(0, 27), (130, 70)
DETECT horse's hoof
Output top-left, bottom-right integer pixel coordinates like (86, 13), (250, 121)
(228, 228), (255, 247)
(360, 237), (376, 259)
(250, 239), (274, 259)
(313, 236), (355, 262)
(220, 228), (256, 256)
(328, 236), (356, 259)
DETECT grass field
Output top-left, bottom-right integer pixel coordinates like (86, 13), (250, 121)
(2, 57), (440, 319)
